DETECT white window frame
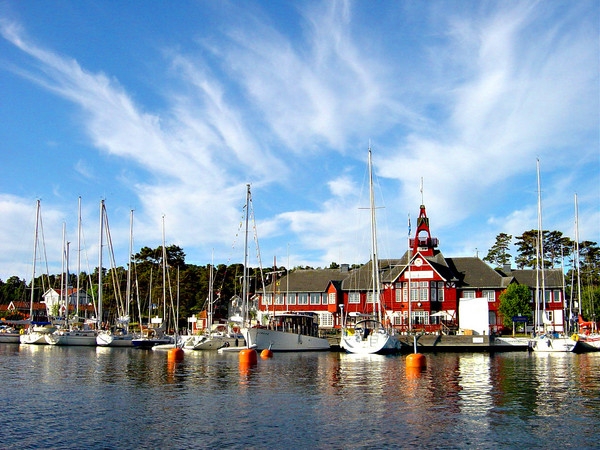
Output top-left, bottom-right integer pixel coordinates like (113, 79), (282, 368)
(328, 292), (336, 305)
(319, 312), (334, 328)
(264, 293), (272, 305)
(483, 290), (495, 302)
(298, 293), (308, 305)
(348, 291), (360, 304)
(553, 290), (562, 303)
(420, 281), (429, 302)
(287, 293), (296, 306)
(275, 293), (284, 305)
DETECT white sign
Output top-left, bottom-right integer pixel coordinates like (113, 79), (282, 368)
(404, 270), (434, 280)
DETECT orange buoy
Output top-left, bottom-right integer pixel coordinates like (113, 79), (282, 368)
(406, 336), (426, 369)
(406, 352), (426, 369)
(239, 347), (258, 364)
(260, 348), (273, 359)
(168, 347), (184, 361)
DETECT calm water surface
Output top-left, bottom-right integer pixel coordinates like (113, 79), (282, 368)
(1, 345), (599, 449)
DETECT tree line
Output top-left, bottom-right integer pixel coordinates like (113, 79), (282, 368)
(1, 228), (598, 324)
(0, 245), (269, 327)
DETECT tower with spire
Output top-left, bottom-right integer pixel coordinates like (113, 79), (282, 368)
(408, 178), (439, 257)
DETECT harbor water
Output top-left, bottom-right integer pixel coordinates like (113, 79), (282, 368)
(2, 345), (599, 449)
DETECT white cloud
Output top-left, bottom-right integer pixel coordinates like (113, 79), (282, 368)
(0, 1), (597, 282)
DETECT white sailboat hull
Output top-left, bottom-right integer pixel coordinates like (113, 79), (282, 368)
(20, 332), (49, 345)
(20, 325), (57, 345)
(45, 330), (98, 346)
(340, 330), (400, 355)
(182, 335), (225, 351)
(96, 332), (134, 347)
(244, 327), (330, 352)
(529, 334), (578, 353)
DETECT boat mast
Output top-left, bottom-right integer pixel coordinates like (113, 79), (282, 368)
(208, 251), (214, 332)
(60, 222), (66, 326)
(98, 200), (104, 330)
(126, 209), (134, 332)
(368, 147), (382, 323)
(574, 193), (582, 331)
(242, 184), (250, 326)
(29, 200), (40, 326)
(65, 240), (70, 329)
(161, 215), (167, 331)
(76, 197), (81, 321)
(537, 158), (547, 331)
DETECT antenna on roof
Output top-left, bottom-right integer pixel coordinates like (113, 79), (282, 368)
(420, 177), (424, 205)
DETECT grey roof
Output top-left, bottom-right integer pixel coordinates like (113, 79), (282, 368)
(341, 259), (403, 290)
(500, 268), (563, 289)
(263, 268), (349, 293)
(445, 257), (513, 289)
(258, 256), (558, 294)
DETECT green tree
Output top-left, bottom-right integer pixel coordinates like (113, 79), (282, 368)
(545, 230), (572, 269)
(484, 233), (512, 268)
(498, 284), (532, 328)
(514, 230), (538, 269)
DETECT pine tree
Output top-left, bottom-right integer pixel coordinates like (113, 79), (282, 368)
(483, 233), (512, 268)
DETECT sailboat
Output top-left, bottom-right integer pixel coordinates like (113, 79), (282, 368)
(339, 147), (401, 355)
(46, 200), (97, 346)
(529, 161), (578, 353)
(133, 215), (175, 349)
(183, 260), (226, 350)
(97, 207), (136, 347)
(240, 185), (330, 352)
(21, 200), (56, 345)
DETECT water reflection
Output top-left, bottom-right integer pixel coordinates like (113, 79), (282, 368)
(1, 347), (599, 449)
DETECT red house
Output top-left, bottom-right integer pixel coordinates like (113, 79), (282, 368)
(255, 203), (566, 335)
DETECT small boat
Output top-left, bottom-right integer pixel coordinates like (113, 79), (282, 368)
(577, 332), (600, 351)
(529, 333), (578, 352)
(96, 327), (135, 347)
(341, 315), (401, 354)
(182, 334), (225, 351)
(132, 324), (174, 349)
(20, 323), (56, 345)
(0, 326), (21, 344)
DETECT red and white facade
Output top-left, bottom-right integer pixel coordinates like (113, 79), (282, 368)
(255, 203), (566, 335)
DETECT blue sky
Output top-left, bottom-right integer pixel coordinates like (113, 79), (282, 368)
(0, 0), (598, 282)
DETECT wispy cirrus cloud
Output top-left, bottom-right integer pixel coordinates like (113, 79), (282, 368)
(0, 0), (596, 281)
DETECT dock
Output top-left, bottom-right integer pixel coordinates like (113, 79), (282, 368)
(325, 332), (529, 353)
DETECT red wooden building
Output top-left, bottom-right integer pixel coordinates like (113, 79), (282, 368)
(255, 203), (566, 335)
